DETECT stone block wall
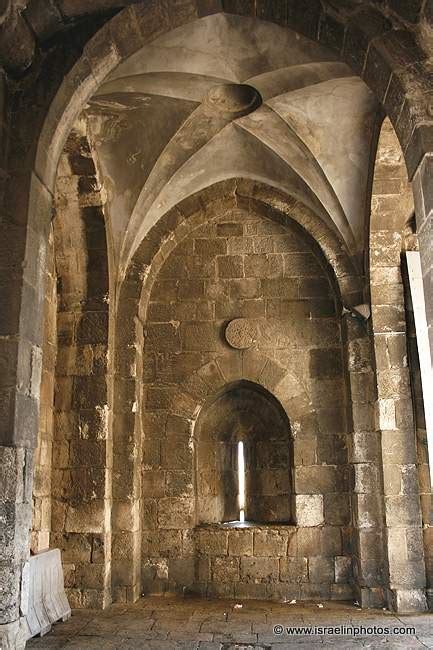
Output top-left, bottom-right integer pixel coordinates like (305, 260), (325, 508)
(140, 205), (353, 598)
(190, 524), (353, 600)
(342, 312), (385, 608)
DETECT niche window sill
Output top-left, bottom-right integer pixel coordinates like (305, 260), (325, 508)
(197, 521), (295, 529)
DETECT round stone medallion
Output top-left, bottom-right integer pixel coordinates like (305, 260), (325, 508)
(225, 318), (257, 350)
(203, 83), (262, 120)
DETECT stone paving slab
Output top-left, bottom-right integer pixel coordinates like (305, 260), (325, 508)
(27, 596), (433, 649)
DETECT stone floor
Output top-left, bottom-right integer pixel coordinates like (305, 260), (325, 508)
(27, 596), (433, 649)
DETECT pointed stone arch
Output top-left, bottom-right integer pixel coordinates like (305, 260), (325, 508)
(1, 2), (433, 642)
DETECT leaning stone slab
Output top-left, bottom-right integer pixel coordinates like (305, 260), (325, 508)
(21, 548), (71, 640)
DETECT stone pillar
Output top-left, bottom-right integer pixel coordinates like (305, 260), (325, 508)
(49, 132), (112, 609)
(0, 165), (52, 647)
(370, 233), (427, 612)
(0, 448), (33, 649)
(50, 298), (112, 609)
(31, 224), (57, 554)
(111, 285), (142, 603)
(344, 313), (387, 608)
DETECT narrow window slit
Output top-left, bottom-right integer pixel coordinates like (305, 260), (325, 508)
(238, 440), (245, 523)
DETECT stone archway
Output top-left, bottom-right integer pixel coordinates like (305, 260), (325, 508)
(1, 2), (433, 644)
(109, 180), (361, 600)
(118, 187), (360, 602)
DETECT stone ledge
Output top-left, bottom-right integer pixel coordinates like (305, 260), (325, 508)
(197, 522), (295, 530)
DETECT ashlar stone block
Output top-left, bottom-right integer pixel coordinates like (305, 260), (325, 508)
(240, 557), (279, 583)
(295, 495), (324, 527)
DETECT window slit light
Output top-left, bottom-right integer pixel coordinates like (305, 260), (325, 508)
(238, 441), (245, 523)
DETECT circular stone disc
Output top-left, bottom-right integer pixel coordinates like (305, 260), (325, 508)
(225, 318), (257, 350)
(203, 83), (262, 119)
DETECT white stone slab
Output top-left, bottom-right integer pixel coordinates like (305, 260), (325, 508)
(22, 548), (71, 640)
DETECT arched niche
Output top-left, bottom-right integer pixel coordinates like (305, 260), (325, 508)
(194, 380), (293, 525)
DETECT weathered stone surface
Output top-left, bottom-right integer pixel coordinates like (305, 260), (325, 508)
(280, 557), (308, 583)
(227, 529), (253, 556)
(253, 529), (287, 557)
(309, 556), (335, 583)
(195, 528), (228, 556)
(296, 495), (324, 527)
(224, 318), (257, 349)
(295, 466), (338, 494)
(335, 555), (352, 583)
(240, 557), (279, 583)
(212, 555), (240, 582)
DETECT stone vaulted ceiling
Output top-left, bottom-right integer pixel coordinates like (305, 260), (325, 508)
(85, 13), (381, 275)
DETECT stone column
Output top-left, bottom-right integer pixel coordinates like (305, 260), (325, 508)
(343, 313), (387, 608)
(111, 283), (143, 604)
(31, 224), (57, 554)
(370, 234), (427, 612)
(0, 167), (52, 647)
(47, 128), (112, 609)
(0, 449), (33, 649)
